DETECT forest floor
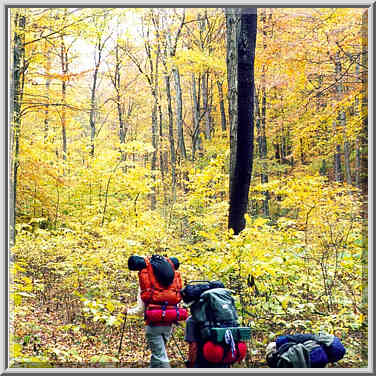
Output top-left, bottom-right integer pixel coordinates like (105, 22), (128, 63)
(13, 297), (368, 369)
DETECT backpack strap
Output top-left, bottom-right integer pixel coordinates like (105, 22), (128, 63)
(224, 329), (237, 358)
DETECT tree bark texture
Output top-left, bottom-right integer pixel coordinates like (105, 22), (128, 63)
(202, 71), (211, 139)
(173, 67), (186, 159)
(217, 80), (227, 132)
(260, 9), (270, 217)
(191, 74), (201, 161)
(165, 73), (177, 203)
(227, 8), (257, 235)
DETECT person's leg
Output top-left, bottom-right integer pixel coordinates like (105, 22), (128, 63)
(145, 325), (172, 368)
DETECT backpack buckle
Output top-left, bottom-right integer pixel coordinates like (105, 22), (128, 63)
(161, 302), (167, 320)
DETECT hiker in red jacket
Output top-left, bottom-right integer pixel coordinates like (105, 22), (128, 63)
(125, 254), (187, 368)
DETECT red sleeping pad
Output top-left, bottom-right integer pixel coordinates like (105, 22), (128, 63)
(145, 307), (188, 324)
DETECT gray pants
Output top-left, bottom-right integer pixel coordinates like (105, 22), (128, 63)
(145, 325), (172, 368)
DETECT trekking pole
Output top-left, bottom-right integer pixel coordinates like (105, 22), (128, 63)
(117, 311), (127, 360)
(170, 326), (187, 365)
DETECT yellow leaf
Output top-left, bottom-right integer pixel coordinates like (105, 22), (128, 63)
(11, 343), (22, 358)
(358, 313), (363, 324)
(281, 296), (289, 310)
(106, 301), (115, 313)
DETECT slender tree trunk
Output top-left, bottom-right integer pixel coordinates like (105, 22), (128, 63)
(112, 38), (128, 172)
(44, 43), (51, 140)
(343, 110), (352, 185)
(340, 53), (351, 185)
(90, 36), (106, 157)
(158, 91), (167, 207)
(208, 78), (214, 136)
(191, 74), (201, 161)
(202, 71), (211, 139)
(333, 121), (343, 182)
(333, 51), (343, 183)
(299, 138), (305, 165)
(260, 9), (269, 217)
(197, 12), (211, 140)
(150, 93), (158, 210)
(10, 13), (26, 246)
(89, 85), (97, 156)
(89, 64), (98, 157)
(172, 67), (186, 159)
(167, 10), (186, 159)
(255, 88), (262, 189)
(60, 35), (67, 161)
(117, 96), (125, 145)
(149, 11), (161, 210)
(165, 73), (177, 203)
(217, 80), (227, 132)
(355, 134), (361, 187)
(158, 102), (165, 179)
(227, 8), (257, 235)
(315, 75), (328, 179)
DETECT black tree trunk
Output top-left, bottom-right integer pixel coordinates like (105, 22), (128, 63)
(227, 8), (257, 235)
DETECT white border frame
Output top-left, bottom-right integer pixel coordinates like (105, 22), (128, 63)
(1, 1), (374, 375)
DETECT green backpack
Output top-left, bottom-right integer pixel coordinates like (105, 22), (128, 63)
(190, 287), (239, 340)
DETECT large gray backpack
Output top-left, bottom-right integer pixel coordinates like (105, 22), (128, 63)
(190, 287), (239, 340)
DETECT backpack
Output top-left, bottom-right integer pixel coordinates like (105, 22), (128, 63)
(185, 281), (251, 366)
(266, 334), (346, 368)
(190, 288), (239, 339)
(138, 255), (183, 305)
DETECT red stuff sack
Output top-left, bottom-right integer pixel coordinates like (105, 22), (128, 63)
(236, 342), (247, 362)
(145, 307), (188, 324)
(202, 341), (224, 363)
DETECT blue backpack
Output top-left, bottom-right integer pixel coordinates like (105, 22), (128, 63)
(266, 333), (346, 368)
